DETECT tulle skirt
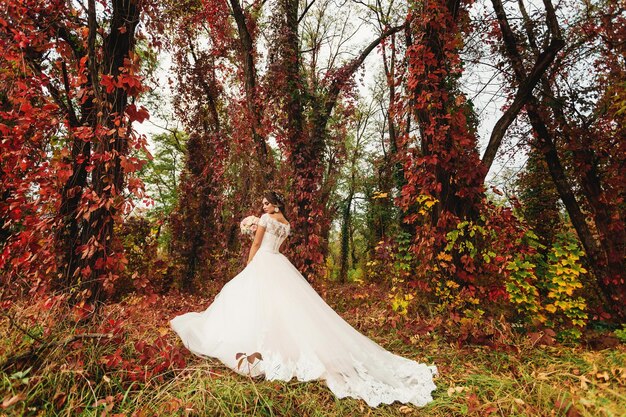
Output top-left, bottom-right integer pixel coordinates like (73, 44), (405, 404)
(169, 248), (437, 407)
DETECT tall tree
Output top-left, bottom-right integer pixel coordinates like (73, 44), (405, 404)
(515, 146), (562, 248)
(165, 9), (233, 290)
(403, 0), (485, 240)
(488, 0), (626, 318)
(0, 0), (149, 307)
(267, 0), (405, 278)
(81, 0), (143, 304)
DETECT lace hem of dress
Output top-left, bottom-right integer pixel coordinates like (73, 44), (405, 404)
(233, 350), (437, 408)
(327, 353), (438, 407)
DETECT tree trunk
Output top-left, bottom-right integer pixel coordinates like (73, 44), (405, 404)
(528, 102), (625, 319)
(382, 33), (411, 237)
(490, 0), (625, 319)
(229, 0), (274, 181)
(339, 192), (353, 283)
(78, 0), (141, 305)
(407, 0), (484, 229)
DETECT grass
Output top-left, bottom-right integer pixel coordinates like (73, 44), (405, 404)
(1, 285), (625, 416)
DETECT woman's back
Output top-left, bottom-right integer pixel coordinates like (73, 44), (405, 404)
(259, 213), (290, 253)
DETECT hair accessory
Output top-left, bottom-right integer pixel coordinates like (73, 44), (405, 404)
(273, 191), (285, 206)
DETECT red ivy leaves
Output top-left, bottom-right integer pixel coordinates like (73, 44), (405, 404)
(0, 0), (149, 304)
(126, 104), (150, 124)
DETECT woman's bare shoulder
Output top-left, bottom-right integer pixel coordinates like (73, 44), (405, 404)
(269, 213), (289, 225)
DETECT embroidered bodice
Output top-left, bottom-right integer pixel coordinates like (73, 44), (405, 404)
(258, 213), (290, 253)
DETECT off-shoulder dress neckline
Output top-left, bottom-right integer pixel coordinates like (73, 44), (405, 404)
(265, 213), (290, 226)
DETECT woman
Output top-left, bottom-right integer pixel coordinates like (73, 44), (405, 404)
(170, 191), (437, 407)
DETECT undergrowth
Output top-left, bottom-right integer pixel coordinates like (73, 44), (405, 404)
(1, 285), (624, 416)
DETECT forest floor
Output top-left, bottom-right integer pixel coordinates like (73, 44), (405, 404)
(1, 282), (625, 417)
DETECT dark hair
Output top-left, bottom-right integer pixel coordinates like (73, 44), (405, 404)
(263, 190), (289, 221)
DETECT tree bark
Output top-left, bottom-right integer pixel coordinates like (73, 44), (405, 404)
(489, 0), (625, 319)
(339, 191), (353, 283)
(408, 0), (483, 226)
(21, 14), (97, 293)
(80, 0), (141, 305)
(229, 0), (274, 181)
(482, 0), (564, 176)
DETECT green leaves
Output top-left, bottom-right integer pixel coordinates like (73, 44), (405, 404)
(10, 367), (32, 386)
(505, 255), (541, 315)
(505, 232), (589, 341)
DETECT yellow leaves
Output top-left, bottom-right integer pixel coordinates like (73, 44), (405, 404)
(579, 375), (591, 390)
(372, 240), (386, 251)
(437, 252), (452, 262)
(505, 255), (542, 316)
(390, 292), (414, 315)
(596, 370), (610, 383)
(612, 367), (626, 385)
(416, 194), (438, 216)
(391, 298), (408, 315)
(445, 280), (460, 289)
(564, 285), (577, 296)
(416, 194), (438, 204)
(534, 237), (590, 340)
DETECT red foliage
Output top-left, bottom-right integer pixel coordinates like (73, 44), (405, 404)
(160, 0), (370, 284)
(403, 0), (485, 224)
(574, 2), (626, 313)
(0, 0), (151, 305)
(159, 0), (245, 290)
(0, 0), (72, 297)
(396, 0), (487, 283)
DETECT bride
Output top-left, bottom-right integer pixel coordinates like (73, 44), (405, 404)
(170, 190), (437, 407)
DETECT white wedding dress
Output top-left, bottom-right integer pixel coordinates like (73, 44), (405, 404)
(170, 213), (437, 407)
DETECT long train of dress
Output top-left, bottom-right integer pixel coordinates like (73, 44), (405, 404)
(170, 214), (437, 407)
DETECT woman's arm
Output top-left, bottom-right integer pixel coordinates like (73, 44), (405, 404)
(247, 222), (265, 265)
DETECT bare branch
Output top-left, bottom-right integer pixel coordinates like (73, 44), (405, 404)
(298, 0), (317, 24)
(325, 24), (406, 116)
(481, 0), (564, 175)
